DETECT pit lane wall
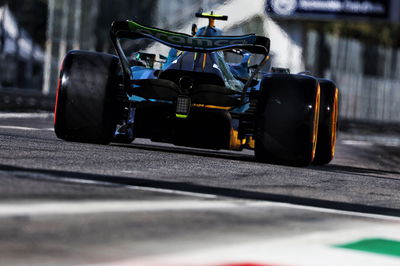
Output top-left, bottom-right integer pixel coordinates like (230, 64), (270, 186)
(336, 73), (400, 125)
(306, 31), (400, 125)
(0, 5), (45, 91)
(0, 5), (52, 111)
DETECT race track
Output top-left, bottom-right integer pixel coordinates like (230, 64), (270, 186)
(0, 112), (400, 266)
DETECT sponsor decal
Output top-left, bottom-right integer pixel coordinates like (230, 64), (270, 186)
(128, 22), (255, 49)
(270, 0), (298, 16)
(266, 0), (389, 18)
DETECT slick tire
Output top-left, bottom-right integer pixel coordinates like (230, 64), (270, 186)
(255, 74), (320, 166)
(313, 79), (339, 165)
(54, 50), (120, 144)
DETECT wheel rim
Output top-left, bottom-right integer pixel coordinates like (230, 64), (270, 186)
(53, 62), (65, 126)
(331, 88), (339, 158)
(311, 84), (321, 161)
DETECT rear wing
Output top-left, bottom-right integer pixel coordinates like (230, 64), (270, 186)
(111, 21), (270, 55)
(195, 12), (228, 21)
(110, 20), (270, 96)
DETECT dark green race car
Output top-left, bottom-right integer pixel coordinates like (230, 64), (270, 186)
(54, 12), (339, 166)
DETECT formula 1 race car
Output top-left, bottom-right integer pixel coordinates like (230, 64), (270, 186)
(54, 12), (339, 166)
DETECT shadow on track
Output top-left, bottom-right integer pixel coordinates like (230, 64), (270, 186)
(115, 142), (400, 181)
(311, 164), (400, 181)
(111, 142), (256, 163)
(1, 163), (399, 217)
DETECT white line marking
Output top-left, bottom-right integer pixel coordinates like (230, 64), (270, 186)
(342, 136), (400, 147)
(4, 170), (217, 199)
(0, 113), (53, 119)
(3, 169), (400, 221)
(0, 125), (54, 131)
(126, 185), (218, 199)
(59, 176), (217, 199)
(0, 190), (399, 222)
(342, 140), (373, 146)
(0, 200), (265, 218)
(46, 177), (400, 221)
(1, 199), (397, 222)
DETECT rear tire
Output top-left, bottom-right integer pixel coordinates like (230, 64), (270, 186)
(54, 50), (120, 144)
(255, 74), (320, 166)
(313, 79), (339, 165)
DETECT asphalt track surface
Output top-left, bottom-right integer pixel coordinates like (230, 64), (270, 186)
(0, 113), (400, 266)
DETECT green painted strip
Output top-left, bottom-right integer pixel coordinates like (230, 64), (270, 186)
(176, 114), (188, 119)
(335, 238), (400, 258)
(201, 13), (224, 18)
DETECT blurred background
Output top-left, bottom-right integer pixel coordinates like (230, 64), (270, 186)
(0, 0), (399, 126)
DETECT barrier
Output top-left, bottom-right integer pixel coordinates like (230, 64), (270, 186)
(0, 88), (54, 111)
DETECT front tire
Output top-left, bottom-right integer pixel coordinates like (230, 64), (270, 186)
(54, 50), (120, 144)
(254, 74), (320, 166)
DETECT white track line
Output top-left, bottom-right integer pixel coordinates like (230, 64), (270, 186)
(4, 170), (218, 199)
(0, 125), (53, 131)
(341, 140), (374, 146)
(0, 200), (268, 218)
(3, 169), (400, 221)
(59, 174), (217, 199)
(44, 177), (400, 221)
(0, 195), (399, 222)
(0, 113), (53, 119)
